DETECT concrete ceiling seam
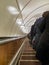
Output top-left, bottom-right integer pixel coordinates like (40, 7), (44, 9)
(15, 0), (32, 21)
(16, 0), (23, 24)
(23, 13), (42, 26)
(23, 3), (49, 21)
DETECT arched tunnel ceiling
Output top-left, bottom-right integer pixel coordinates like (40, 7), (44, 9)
(0, 0), (25, 37)
(0, 0), (49, 37)
(18, 0), (49, 33)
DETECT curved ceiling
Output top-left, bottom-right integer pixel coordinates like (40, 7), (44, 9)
(0, 0), (49, 37)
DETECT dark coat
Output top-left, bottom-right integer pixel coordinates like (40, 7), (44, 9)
(32, 17), (45, 50)
(30, 17), (44, 40)
(36, 14), (49, 64)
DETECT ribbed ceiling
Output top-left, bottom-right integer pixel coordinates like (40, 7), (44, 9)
(0, 0), (49, 37)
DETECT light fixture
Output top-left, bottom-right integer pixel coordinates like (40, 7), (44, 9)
(7, 6), (19, 15)
(20, 26), (28, 33)
(16, 19), (22, 25)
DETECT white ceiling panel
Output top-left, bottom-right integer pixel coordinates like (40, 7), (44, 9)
(18, 0), (49, 33)
(18, 0), (31, 10)
(0, 0), (49, 36)
(0, 0), (25, 37)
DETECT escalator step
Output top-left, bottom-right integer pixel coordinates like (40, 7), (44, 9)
(19, 60), (41, 65)
(20, 55), (37, 60)
(22, 52), (36, 55)
(23, 49), (35, 52)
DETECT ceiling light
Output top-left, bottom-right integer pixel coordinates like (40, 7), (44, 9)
(7, 6), (19, 15)
(16, 19), (22, 25)
(20, 26), (28, 33)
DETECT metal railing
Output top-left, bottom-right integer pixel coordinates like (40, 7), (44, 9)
(9, 38), (26, 65)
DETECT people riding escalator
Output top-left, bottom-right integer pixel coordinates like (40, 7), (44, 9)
(27, 11), (49, 65)
(36, 11), (49, 65)
(29, 11), (49, 51)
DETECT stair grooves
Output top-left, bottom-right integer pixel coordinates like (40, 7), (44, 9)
(20, 55), (37, 60)
(22, 52), (36, 55)
(19, 60), (41, 65)
(23, 49), (35, 52)
(18, 40), (41, 65)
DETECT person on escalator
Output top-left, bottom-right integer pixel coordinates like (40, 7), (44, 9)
(32, 16), (44, 50)
(29, 24), (35, 44)
(36, 11), (49, 65)
(27, 24), (35, 45)
(32, 11), (49, 50)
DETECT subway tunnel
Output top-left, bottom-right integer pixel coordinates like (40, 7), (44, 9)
(0, 0), (49, 65)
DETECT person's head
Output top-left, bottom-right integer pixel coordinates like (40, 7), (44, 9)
(27, 33), (31, 39)
(42, 11), (49, 18)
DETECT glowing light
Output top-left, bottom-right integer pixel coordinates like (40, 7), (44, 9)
(16, 19), (22, 25)
(20, 26), (28, 33)
(7, 6), (19, 15)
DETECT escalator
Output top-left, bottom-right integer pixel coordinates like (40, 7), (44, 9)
(18, 38), (41, 65)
